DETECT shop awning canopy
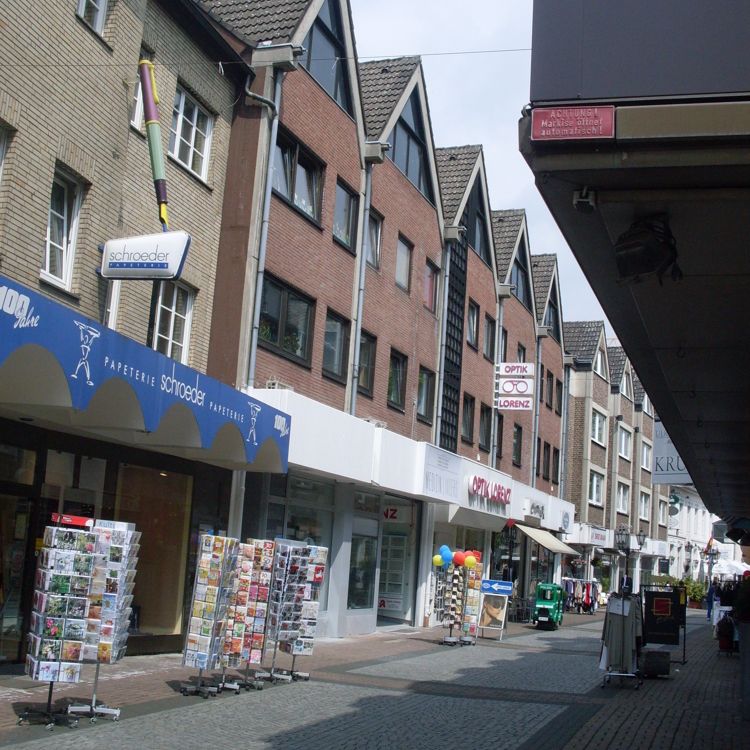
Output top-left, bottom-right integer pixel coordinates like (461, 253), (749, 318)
(435, 504), (508, 533)
(516, 524), (578, 556)
(0, 274), (290, 473)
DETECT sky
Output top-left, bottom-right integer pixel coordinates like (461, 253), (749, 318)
(349, 0), (612, 331)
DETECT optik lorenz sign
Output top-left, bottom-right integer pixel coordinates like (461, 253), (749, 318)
(468, 475), (511, 513)
(531, 106), (615, 141)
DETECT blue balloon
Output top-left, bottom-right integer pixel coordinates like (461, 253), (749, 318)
(439, 545), (450, 555)
(441, 548), (453, 565)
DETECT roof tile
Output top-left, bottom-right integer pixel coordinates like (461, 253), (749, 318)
(358, 56), (420, 139)
(531, 253), (556, 325)
(563, 320), (604, 363)
(197, 0), (311, 45)
(491, 209), (524, 281)
(434, 145), (481, 224)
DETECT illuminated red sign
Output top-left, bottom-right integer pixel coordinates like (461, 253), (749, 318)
(51, 512), (95, 528)
(531, 106), (615, 141)
(469, 475), (511, 505)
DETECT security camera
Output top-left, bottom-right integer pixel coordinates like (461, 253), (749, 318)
(573, 188), (596, 213)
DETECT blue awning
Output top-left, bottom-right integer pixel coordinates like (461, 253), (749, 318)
(0, 274), (290, 472)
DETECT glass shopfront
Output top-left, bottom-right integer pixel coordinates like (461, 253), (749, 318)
(265, 474), (334, 610)
(491, 525), (522, 588)
(527, 540), (553, 597)
(348, 515), (379, 610)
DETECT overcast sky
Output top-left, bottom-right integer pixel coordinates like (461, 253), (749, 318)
(349, 0), (612, 332)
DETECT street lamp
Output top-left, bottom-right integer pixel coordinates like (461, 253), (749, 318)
(684, 540), (694, 576)
(614, 525), (647, 594)
(705, 547), (720, 583)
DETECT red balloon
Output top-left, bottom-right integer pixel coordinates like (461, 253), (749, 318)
(470, 550), (482, 562)
(453, 551), (466, 566)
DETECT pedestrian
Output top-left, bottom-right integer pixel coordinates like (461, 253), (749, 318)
(706, 579), (717, 621)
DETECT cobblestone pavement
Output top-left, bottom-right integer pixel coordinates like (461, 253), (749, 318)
(0, 610), (746, 749)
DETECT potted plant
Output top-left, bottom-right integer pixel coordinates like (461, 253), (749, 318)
(685, 578), (705, 609)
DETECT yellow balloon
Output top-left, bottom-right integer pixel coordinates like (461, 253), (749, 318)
(464, 555), (477, 569)
(432, 554), (443, 567)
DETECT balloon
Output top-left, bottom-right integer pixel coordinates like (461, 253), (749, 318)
(439, 545), (451, 555)
(453, 551), (466, 566)
(441, 548), (453, 565)
(471, 550), (482, 562)
(432, 554), (443, 567)
(464, 555), (477, 569)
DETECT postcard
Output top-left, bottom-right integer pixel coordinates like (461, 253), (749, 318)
(82, 644), (99, 661)
(54, 529), (79, 551)
(76, 533), (98, 554)
(58, 662), (81, 683)
(97, 641), (113, 663)
(49, 574), (71, 595)
(61, 640), (83, 661)
(64, 619), (86, 640)
(38, 661), (60, 682)
(43, 617), (64, 639)
(66, 597), (89, 618)
(70, 576), (91, 596)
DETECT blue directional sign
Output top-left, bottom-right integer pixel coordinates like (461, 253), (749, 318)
(481, 579), (513, 596)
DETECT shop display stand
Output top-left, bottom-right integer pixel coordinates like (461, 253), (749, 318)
(67, 662), (120, 722)
(602, 592), (643, 690)
(181, 534), (238, 698)
(459, 563), (482, 646)
(265, 540), (326, 683)
(223, 539), (276, 691)
(441, 566), (462, 646)
(17, 679), (79, 730)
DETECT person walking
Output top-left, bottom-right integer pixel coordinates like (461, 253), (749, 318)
(706, 579), (717, 621)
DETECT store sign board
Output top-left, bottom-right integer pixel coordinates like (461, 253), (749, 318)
(496, 363), (534, 378)
(481, 579), (513, 596)
(0, 273), (291, 470)
(496, 378), (534, 397)
(383, 506), (400, 521)
(101, 230), (191, 279)
(478, 593), (509, 632)
(468, 474), (511, 510)
(422, 444), (462, 503)
(653, 420), (693, 484)
(531, 106), (615, 141)
(589, 526), (607, 545)
(378, 595), (402, 610)
(643, 589), (682, 645)
(495, 396), (534, 410)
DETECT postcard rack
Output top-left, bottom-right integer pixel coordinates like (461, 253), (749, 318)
(19, 514), (139, 729)
(180, 534), (238, 698)
(265, 539), (327, 683)
(441, 566), (463, 645)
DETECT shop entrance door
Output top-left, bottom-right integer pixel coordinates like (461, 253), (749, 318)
(0, 494), (32, 665)
(377, 498), (418, 625)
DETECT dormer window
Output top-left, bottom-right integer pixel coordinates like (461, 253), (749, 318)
(543, 282), (561, 341)
(387, 89), (434, 202)
(301, 0), (353, 114)
(464, 179), (490, 264)
(593, 348), (607, 378)
(622, 371), (633, 399)
(510, 238), (532, 310)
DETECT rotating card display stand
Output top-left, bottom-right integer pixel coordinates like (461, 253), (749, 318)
(19, 514), (139, 729)
(264, 540), (327, 683)
(220, 538), (276, 692)
(181, 534), (238, 698)
(441, 566), (464, 646)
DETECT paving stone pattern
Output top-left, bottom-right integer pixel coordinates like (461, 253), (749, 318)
(0, 610), (746, 750)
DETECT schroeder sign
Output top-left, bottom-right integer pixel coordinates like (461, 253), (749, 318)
(101, 230), (191, 280)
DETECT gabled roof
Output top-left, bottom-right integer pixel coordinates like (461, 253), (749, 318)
(491, 209), (525, 281)
(196, 0), (311, 45)
(359, 56), (420, 140)
(562, 320), (605, 362)
(531, 253), (556, 325)
(607, 346), (628, 387)
(435, 145), (481, 225)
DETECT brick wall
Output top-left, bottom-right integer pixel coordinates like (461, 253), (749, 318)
(536, 334), (563, 494)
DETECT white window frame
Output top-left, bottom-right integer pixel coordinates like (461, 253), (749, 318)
(591, 409), (607, 446)
(593, 348), (607, 378)
(466, 299), (479, 348)
(642, 393), (653, 416)
(395, 236), (412, 291)
(169, 85), (213, 181)
(42, 169), (83, 291)
(616, 481), (630, 514)
(639, 491), (651, 521)
(130, 49), (151, 129)
(618, 425), (632, 460)
(103, 280), (121, 330)
(621, 371), (634, 399)
(588, 470), (604, 506)
(0, 129), (7, 184)
(77, 0), (108, 35)
(641, 441), (652, 471)
(366, 212), (381, 268)
(152, 280), (193, 364)
(659, 500), (668, 526)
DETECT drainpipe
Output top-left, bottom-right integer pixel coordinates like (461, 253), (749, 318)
(435, 227), (462, 445)
(559, 355), (573, 501)
(349, 142), (388, 415)
(489, 284), (513, 468)
(246, 69), (283, 388)
(530, 326), (550, 487)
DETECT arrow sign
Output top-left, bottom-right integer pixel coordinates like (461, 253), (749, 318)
(481, 579), (513, 596)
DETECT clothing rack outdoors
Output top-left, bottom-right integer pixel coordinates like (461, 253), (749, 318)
(600, 591), (643, 689)
(562, 577), (600, 615)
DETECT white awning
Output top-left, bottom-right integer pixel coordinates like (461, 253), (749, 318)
(516, 524), (579, 555)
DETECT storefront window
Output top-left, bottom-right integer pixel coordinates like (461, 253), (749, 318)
(348, 532), (378, 609)
(44, 450), (106, 517)
(0, 495), (31, 662)
(491, 526), (521, 585)
(115, 464), (192, 636)
(528, 541), (553, 596)
(592, 553), (612, 592)
(266, 501), (286, 539)
(0, 445), (35, 485)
